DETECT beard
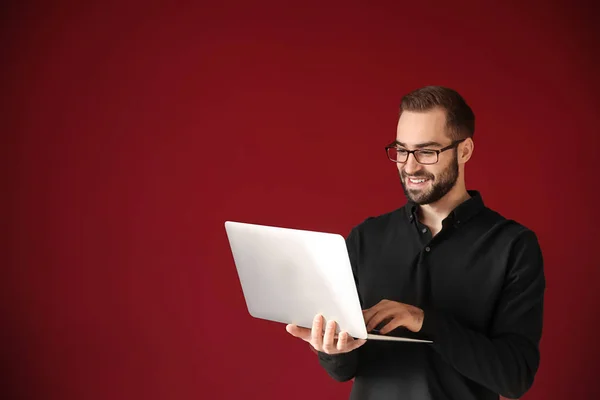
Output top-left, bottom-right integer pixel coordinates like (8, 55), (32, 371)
(399, 152), (459, 205)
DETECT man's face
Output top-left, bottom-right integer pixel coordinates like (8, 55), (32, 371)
(395, 108), (460, 205)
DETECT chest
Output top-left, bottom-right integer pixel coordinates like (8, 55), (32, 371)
(356, 225), (508, 331)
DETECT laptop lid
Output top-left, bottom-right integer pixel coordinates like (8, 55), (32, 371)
(224, 220), (369, 339)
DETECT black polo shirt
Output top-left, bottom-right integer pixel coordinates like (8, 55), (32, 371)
(318, 190), (545, 400)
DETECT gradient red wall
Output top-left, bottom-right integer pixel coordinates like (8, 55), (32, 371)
(3, 1), (599, 399)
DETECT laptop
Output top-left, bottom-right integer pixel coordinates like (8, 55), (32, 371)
(224, 221), (432, 343)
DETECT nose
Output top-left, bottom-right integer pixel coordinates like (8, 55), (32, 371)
(402, 153), (421, 175)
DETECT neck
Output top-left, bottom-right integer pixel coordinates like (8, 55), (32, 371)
(417, 180), (470, 228)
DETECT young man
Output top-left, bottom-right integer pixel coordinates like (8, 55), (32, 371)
(286, 86), (545, 400)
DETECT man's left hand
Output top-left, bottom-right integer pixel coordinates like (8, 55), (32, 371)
(362, 300), (425, 334)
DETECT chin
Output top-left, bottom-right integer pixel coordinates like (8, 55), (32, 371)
(405, 190), (433, 205)
(409, 195), (434, 205)
(402, 181), (430, 202)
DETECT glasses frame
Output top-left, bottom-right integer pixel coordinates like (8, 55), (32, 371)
(385, 138), (466, 165)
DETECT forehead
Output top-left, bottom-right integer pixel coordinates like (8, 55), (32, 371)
(396, 108), (450, 146)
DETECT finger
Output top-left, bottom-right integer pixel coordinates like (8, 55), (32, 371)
(322, 320), (337, 353)
(378, 318), (406, 335)
(362, 307), (376, 324)
(366, 309), (394, 332)
(336, 331), (348, 351)
(340, 333), (367, 352)
(310, 315), (324, 350)
(286, 324), (312, 341)
(362, 300), (392, 325)
(364, 302), (399, 329)
(362, 309), (369, 324)
(349, 338), (367, 350)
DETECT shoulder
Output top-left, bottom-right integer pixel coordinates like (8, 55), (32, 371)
(350, 206), (406, 235)
(478, 207), (544, 271)
(344, 206), (407, 254)
(481, 207), (539, 243)
(484, 210), (546, 292)
(344, 207), (405, 258)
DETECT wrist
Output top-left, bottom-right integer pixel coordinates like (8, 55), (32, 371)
(409, 306), (425, 332)
(418, 307), (439, 342)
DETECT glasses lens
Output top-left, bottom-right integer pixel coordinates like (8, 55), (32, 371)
(387, 147), (407, 162)
(415, 150), (438, 164)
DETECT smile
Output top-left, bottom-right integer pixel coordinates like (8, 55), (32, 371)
(408, 178), (428, 184)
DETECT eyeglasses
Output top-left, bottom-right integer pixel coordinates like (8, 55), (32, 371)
(385, 139), (466, 165)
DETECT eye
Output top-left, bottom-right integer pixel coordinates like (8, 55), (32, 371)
(418, 150), (437, 156)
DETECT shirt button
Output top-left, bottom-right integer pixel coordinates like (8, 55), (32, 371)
(425, 246), (431, 252)
(422, 228), (427, 233)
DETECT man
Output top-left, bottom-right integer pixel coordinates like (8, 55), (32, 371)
(286, 86), (545, 400)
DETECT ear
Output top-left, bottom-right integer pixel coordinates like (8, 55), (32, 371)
(458, 138), (474, 164)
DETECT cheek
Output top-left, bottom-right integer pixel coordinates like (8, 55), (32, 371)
(423, 167), (439, 179)
(427, 161), (451, 176)
(413, 166), (435, 174)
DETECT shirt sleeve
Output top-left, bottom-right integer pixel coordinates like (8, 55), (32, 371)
(315, 226), (363, 381)
(317, 350), (359, 382)
(419, 229), (546, 399)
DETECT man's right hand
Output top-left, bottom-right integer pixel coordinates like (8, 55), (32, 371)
(286, 314), (367, 355)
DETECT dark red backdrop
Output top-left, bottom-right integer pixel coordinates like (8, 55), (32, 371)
(3, 1), (599, 399)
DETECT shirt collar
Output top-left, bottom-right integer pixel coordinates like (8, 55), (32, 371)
(404, 190), (485, 225)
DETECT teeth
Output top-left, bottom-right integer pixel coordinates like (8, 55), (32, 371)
(409, 178), (426, 183)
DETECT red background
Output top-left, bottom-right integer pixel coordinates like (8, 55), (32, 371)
(3, 1), (599, 399)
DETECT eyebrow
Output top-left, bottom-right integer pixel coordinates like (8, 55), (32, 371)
(394, 141), (444, 149)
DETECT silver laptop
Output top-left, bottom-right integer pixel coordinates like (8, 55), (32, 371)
(224, 221), (432, 343)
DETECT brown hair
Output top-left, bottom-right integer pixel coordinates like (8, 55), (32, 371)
(400, 86), (475, 140)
